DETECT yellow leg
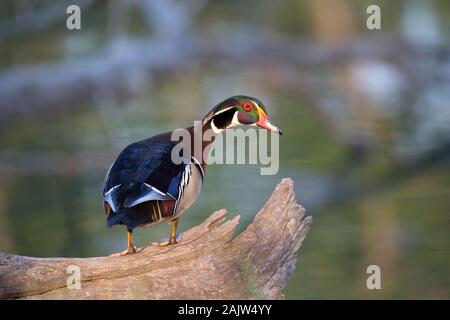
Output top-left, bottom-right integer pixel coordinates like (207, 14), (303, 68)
(171, 219), (179, 244)
(111, 228), (141, 256)
(157, 219), (179, 246)
(127, 229), (136, 250)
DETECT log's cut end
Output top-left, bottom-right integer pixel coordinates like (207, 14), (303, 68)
(0, 178), (312, 300)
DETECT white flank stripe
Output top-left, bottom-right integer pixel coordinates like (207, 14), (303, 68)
(173, 164), (191, 215)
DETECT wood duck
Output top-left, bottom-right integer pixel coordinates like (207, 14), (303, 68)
(103, 95), (282, 255)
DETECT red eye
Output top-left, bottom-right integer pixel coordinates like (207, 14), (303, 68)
(243, 102), (253, 112)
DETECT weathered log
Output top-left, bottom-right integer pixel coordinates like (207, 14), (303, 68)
(0, 178), (312, 300)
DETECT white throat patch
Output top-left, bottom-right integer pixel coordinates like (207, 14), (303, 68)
(230, 111), (240, 128)
(210, 119), (225, 134)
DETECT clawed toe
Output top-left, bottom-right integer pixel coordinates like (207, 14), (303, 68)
(110, 245), (141, 256)
(152, 239), (176, 247)
(152, 233), (182, 247)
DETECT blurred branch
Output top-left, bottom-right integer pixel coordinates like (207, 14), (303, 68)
(137, 0), (206, 38)
(0, 30), (425, 128)
(250, 63), (367, 148)
(105, 0), (131, 41)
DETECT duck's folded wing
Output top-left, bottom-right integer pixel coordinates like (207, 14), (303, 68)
(102, 139), (188, 211)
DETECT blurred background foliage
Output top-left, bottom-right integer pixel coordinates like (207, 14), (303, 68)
(0, 0), (449, 299)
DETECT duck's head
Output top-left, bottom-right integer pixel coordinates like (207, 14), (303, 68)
(203, 95), (282, 135)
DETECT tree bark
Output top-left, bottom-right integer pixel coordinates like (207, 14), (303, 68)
(0, 178), (312, 300)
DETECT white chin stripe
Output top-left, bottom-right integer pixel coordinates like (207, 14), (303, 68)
(210, 119), (225, 134)
(231, 111), (240, 127)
